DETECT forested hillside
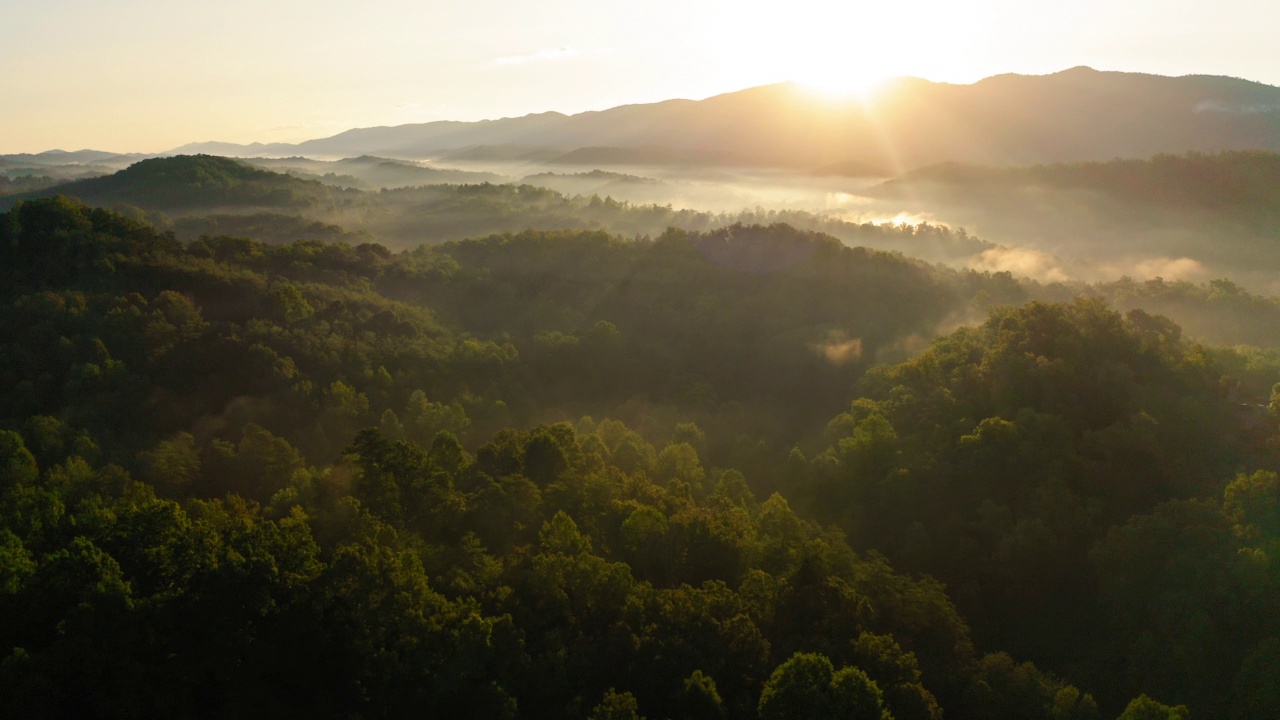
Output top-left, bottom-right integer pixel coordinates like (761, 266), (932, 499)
(2, 197), (1277, 718)
(796, 300), (1279, 715)
(2, 155), (993, 265)
(0, 196), (1020, 466)
(5, 155), (347, 211)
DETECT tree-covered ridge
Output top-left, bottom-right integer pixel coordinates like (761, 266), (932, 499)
(348, 184), (992, 262)
(3, 155), (994, 265)
(1088, 275), (1280, 349)
(0, 174), (63, 197)
(887, 152), (1280, 211)
(1, 154), (347, 211)
(0, 197), (1022, 469)
(3, 197), (1277, 718)
(796, 299), (1279, 716)
(170, 212), (374, 246)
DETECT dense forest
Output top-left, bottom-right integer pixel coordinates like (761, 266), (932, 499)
(2, 187), (1279, 718)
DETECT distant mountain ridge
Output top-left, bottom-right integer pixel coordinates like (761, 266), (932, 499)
(173, 67), (1280, 170)
(1, 149), (145, 166)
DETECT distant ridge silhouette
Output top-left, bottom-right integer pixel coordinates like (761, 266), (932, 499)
(171, 68), (1280, 170)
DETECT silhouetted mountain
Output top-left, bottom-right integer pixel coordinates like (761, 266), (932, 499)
(165, 140), (279, 157)
(0, 149), (145, 166)
(435, 145), (566, 163)
(1, 150), (144, 191)
(174, 68), (1280, 169)
(544, 146), (744, 166)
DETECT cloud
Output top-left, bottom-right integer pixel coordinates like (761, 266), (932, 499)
(1194, 100), (1280, 114)
(811, 333), (863, 366)
(492, 47), (581, 66)
(971, 246), (1069, 283)
(1130, 256), (1207, 281)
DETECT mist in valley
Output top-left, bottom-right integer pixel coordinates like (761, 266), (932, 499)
(6, 59), (1280, 720)
(302, 150), (1280, 299)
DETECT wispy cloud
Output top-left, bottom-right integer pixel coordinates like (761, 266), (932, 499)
(1195, 100), (1280, 114)
(971, 246), (1070, 283)
(492, 46), (581, 66)
(1130, 256), (1206, 281)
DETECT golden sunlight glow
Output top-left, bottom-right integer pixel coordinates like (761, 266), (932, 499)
(871, 212), (944, 228)
(796, 70), (894, 103)
(703, 1), (962, 106)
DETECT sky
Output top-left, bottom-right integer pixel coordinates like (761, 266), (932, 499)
(3, 0), (1279, 154)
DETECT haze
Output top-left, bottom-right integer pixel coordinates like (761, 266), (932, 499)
(10, 0), (1280, 717)
(5, 0), (1280, 153)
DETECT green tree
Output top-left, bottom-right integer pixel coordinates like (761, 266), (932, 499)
(1117, 694), (1190, 720)
(759, 652), (891, 720)
(0, 431), (38, 489)
(590, 689), (646, 720)
(137, 432), (200, 495)
(678, 670), (726, 719)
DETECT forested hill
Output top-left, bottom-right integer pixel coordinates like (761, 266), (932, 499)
(0, 154), (345, 212)
(795, 299), (1280, 715)
(0, 197), (1020, 465)
(3, 155), (996, 264)
(2, 197), (1278, 719)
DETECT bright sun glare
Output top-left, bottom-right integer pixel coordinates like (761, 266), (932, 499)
(796, 71), (894, 103)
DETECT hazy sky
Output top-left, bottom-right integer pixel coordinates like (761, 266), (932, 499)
(4, 0), (1278, 153)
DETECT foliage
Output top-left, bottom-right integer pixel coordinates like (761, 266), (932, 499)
(1, 197), (1277, 718)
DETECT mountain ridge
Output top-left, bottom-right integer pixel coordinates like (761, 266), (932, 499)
(167, 67), (1280, 169)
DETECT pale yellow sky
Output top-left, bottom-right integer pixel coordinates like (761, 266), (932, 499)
(3, 0), (1278, 153)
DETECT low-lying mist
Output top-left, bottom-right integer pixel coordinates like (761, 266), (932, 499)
(405, 153), (1280, 294)
(10, 149), (1280, 297)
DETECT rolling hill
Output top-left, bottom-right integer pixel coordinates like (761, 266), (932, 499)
(0, 154), (345, 212)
